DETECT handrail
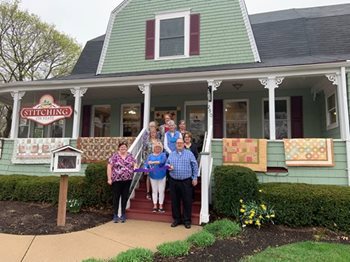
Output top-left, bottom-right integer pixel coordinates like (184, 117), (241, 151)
(127, 128), (147, 206)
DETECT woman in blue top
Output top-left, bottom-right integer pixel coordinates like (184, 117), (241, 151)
(164, 120), (182, 155)
(144, 141), (167, 213)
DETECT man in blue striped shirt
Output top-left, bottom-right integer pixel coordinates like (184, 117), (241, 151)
(166, 138), (198, 229)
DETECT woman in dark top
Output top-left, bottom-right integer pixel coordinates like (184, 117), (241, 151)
(183, 131), (198, 160)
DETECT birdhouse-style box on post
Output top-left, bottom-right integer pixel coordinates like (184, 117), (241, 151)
(51, 145), (83, 173)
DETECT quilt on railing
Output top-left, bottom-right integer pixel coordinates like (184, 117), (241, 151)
(223, 139), (267, 172)
(12, 138), (70, 164)
(283, 138), (334, 166)
(77, 137), (135, 163)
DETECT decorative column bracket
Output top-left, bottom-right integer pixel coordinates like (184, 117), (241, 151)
(259, 76), (284, 141)
(325, 74), (338, 86)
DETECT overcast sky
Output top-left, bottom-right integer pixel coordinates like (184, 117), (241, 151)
(18, 0), (350, 46)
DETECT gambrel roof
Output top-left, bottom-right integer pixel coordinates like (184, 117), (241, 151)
(67, 3), (350, 79)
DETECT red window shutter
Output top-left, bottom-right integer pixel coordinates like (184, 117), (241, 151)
(291, 96), (304, 138)
(190, 14), (200, 56)
(82, 105), (91, 137)
(214, 99), (223, 138)
(145, 20), (155, 60)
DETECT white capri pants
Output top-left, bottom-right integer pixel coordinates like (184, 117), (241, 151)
(150, 177), (166, 205)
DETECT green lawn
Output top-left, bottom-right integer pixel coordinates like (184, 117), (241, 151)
(242, 241), (350, 262)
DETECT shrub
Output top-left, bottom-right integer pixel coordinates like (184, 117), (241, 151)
(81, 259), (104, 262)
(112, 248), (153, 262)
(213, 165), (258, 216)
(83, 162), (112, 207)
(0, 175), (84, 203)
(239, 198), (275, 228)
(204, 219), (241, 239)
(187, 230), (216, 248)
(260, 183), (350, 232)
(157, 240), (190, 257)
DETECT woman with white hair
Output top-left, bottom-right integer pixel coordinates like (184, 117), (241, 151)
(163, 120), (182, 155)
(144, 142), (167, 213)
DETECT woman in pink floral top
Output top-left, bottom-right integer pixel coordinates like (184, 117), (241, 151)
(107, 141), (137, 223)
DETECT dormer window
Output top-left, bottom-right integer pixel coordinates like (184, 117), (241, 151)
(146, 11), (200, 60)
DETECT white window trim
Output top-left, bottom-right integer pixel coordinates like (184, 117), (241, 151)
(120, 103), (141, 136)
(224, 99), (250, 138)
(262, 97), (291, 139)
(155, 10), (190, 60)
(91, 104), (111, 137)
(325, 91), (339, 130)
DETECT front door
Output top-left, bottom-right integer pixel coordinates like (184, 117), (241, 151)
(185, 103), (207, 151)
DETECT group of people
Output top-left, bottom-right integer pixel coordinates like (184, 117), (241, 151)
(107, 114), (199, 229)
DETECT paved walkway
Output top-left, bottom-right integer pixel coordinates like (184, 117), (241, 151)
(0, 220), (201, 262)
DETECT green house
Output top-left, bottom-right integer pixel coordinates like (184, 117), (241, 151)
(1, 1), (350, 224)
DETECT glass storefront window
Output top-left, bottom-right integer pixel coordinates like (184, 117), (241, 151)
(122, 104), (141, 137)
(92, 105), (111, 137)
(224, 100), (248, 138)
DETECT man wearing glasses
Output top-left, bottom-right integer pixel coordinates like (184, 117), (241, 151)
(166, 138), (198, 229)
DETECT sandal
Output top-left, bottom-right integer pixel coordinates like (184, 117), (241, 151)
(158, 208), (165, 213)
(152, 208), (158, 213)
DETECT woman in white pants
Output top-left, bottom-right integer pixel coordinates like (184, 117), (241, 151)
(144, 142), (167, 212)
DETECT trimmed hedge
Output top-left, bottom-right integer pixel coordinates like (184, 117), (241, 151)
(0, 162), (112, 207)
(260, 183), (350, 233)
(213, 165), (258, 216)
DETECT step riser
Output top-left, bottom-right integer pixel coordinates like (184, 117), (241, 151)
(126, 210), (200, 225)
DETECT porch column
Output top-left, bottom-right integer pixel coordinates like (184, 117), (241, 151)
(10, 91), (25, 139)
(70, 87), (88, 139)
(326, 73), (347, 139)
(259, 77), (284, 140)
(138, 83), (151, 128)
(207, 80), (222, 138)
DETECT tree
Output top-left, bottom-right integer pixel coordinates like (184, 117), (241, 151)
(0, 1), (82, 137)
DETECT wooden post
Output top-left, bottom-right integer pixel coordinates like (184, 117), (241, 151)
(57, 175), (69, 226)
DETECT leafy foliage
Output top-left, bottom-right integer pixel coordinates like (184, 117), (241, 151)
(204, 219), (241, 239)
(0, 1), (81, 137)
(242, 241), (350, 262)
(187, 230), (216, 248)
(156, 240), (190, 257)
(112, 248), (153, 262)
(213, 165), (258, 216)
(260, 183), (350, 233)
(239, 198), (275, 228)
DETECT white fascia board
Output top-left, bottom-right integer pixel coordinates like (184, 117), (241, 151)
(96, 0), (132, 75)
(1, 61), (350, 94)
(238, 0), (261, 62)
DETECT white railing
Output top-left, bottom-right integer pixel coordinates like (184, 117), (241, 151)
(127, 127), (147, 208)
(199, 128), (213, 224)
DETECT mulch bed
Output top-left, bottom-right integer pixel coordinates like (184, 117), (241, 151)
(0, 201), (112, 235)
(1, 201), (349, 261)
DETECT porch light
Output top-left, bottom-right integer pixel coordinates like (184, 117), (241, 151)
(232, 83), (243, 91)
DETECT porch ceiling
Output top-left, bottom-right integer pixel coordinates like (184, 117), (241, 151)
(0, 75), (331, 105)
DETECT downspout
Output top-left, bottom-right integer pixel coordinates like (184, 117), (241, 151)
(340, 66), (350, 186)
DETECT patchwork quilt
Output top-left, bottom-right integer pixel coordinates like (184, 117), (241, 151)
(283, 138), (334, 166)
(223, 138), (267, 172)
(77, 137), (135, 163)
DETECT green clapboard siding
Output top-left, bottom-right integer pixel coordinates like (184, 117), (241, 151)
(0, 140), (87, 177)
(212, 139), (348, 186)
(101, 0), (255, 74)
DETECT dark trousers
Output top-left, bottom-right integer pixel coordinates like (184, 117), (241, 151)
(112, 180), (132, 216)
(169, 177), (193, 225)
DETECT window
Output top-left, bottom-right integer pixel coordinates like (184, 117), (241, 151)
(224, 100), (249, 138)
(121, 104), (141, 137)
(325, 92), (338, 130)
(263, 98), (291, 139)
(18, 118), (30, 138)
(31, 120), (65, 138)
(155, 11), (190, 59)
(92, 105), (111, 137)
